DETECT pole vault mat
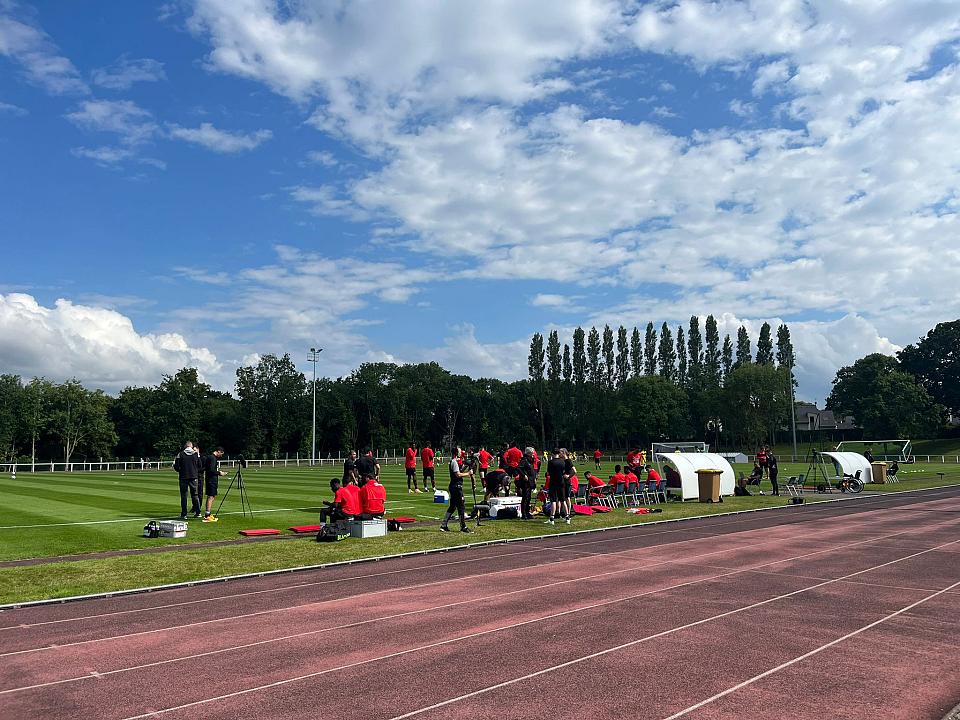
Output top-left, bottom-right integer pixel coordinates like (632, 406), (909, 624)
(239, 528), (282, 536)
(288, 525), (323, 533)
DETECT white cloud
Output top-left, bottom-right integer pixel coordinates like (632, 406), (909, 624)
(0, 99), (27, 115)
(0, 293), (222, 392)
(65, 100), (158, 145)
(408, 324), (528, 381)
(188, 0), (620, 142)
(302, 150), (337, 166)
(91, 56), (166, 90)
(70, 145), (135, 165)
(0, 6), (88, 94)
(167, 122), (272, 153)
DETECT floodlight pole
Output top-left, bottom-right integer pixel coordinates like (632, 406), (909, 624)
(308, 347), (323, 466)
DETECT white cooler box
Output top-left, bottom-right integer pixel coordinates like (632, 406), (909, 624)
(159, 520), (188, 538)
(349, 518), (387, 538)
(487, 496), (522, 519)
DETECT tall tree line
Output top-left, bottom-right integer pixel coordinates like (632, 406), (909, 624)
(3, 318), (953, 464)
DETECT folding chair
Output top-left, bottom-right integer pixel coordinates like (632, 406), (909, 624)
(625, 481), (640, 507)
(785, 473), (804, 497)
(589, 484), (614, 508)
(611, 481), (627, 507)
(886, 468), (900, 483)
(573, 482), (588, 505)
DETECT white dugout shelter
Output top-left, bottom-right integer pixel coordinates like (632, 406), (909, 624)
(655, 452), (736, 501)
(818, 451), (872, 481)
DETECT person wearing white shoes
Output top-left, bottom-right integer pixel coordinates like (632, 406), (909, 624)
(440, 446), (473, 534)
(201, 447), (225, 522)
(544, 448), (570, 525)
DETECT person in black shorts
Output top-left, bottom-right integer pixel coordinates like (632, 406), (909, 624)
(483, 468), (509, 501)
(544, 449), (570, 525)
(516, 448), (537, 520)
(201, 446), (225, 522)
(342, 450), (358, 485)
(440, 446), (473, 533)
(768, 451), (780, 496)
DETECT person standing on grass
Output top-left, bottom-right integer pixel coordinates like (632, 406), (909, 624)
(342, 450), (358, 485)
(477, 446), (492, 483)
(594, 448), (602, 469)
(440, 446), (473, 533)
(356, 448), (378, 487)
(405, 443), (421, 494)
(201, 447), (225, 522)
(768, 451), (780, 496)
(516, 447), (537, 520)
(421, 442), (436, 492)
(545, 449), (571, 525)
(174, 441), (202, 520)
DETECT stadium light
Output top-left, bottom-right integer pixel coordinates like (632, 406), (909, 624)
(308, 348), (323, 466)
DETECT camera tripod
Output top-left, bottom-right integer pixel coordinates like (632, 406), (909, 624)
(215, 466), (253, 518)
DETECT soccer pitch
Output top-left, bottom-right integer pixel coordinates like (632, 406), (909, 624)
(1, 461), (957, 605)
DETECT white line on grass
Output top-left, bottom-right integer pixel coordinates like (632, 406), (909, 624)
(114, 533), (960, 720)
(0, 494), (942, 630)
(0, 501), (412, 529)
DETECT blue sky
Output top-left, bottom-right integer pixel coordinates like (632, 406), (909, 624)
(2, 1), (959, 405)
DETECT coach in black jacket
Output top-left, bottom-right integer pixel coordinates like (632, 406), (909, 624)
(174, 442), (202, 519)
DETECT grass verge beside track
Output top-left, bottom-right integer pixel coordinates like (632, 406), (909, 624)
(0, 463), (957, 605)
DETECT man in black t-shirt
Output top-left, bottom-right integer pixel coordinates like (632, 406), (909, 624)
(440, 447), (473, 533)
(545, 449), (570, 525)
(355, 449), (379, 487)
(201, 447), (225, 522)
(342, 450), (358, 485)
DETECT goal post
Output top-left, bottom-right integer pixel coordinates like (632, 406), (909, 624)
(650, 441), (709, 456)
(834, 439), (912, 462)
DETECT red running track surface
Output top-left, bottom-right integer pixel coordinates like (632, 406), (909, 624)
(1, 487), (958, 720)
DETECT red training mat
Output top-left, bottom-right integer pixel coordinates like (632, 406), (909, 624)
(288, 525), (322, 533)
(239, 528), (281, 536)
(389, 516), (417, 523)
(590, 506), (613, 513)
(572, 505), (594, 516)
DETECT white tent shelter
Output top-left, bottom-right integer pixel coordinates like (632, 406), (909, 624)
(819, 452), (872, 481)
(655, 452), (736, 501)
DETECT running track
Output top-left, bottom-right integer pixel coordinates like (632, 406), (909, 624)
(2, 488), (958, 720)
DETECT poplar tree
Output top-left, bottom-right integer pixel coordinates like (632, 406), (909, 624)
(643, 322), (657, 375)
(658, 322), (676, 380)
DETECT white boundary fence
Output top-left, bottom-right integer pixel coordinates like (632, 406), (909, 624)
(1, 452), (958, 474)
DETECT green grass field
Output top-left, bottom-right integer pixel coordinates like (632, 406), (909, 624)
(1, 461), (957, 605)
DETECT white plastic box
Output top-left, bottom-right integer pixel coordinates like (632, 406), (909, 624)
(159, 520), (188, 538)
(433, 490), (449, 503)
(348, 518), (387, 538)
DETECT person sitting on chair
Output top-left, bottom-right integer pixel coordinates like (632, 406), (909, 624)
(746, 463), (763, 485)
(888, 461), (900, 477)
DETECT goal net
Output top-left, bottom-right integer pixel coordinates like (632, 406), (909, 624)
(650, 441), (709, 456)
(834, 439), (912, 462)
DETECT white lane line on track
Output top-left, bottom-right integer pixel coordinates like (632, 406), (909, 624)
(11, 515), (915, 693)
(0, 505), (848, 630)
(661, 577), (960, 719)
(0, 512), (952, 695)
(115, 532), (960, 720)
(0, 501), (412, 530)
(1, 493), (948, 634)
(382, 536), (960, 720)
(4, 500), (935, 648)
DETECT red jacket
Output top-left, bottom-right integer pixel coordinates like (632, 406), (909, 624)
(360, 481), (386, 515)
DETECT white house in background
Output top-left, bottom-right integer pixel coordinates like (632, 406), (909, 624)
(793, 402), (858, 433)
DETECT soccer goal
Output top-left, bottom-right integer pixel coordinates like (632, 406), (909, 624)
(834, 439), (912, 463)
(650, 441), (709, 455)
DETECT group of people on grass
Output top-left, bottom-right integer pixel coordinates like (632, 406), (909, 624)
(324, 443), (671, 534)
(740, 445), (780, 496)
(173, 441), (225, 522)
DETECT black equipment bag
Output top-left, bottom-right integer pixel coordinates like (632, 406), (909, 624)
(143, 521), (161, 538)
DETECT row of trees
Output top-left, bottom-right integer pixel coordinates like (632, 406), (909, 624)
(527, 317), (797, 451)
(1, 319), (954, 464)
(826, 320), (959, 438)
